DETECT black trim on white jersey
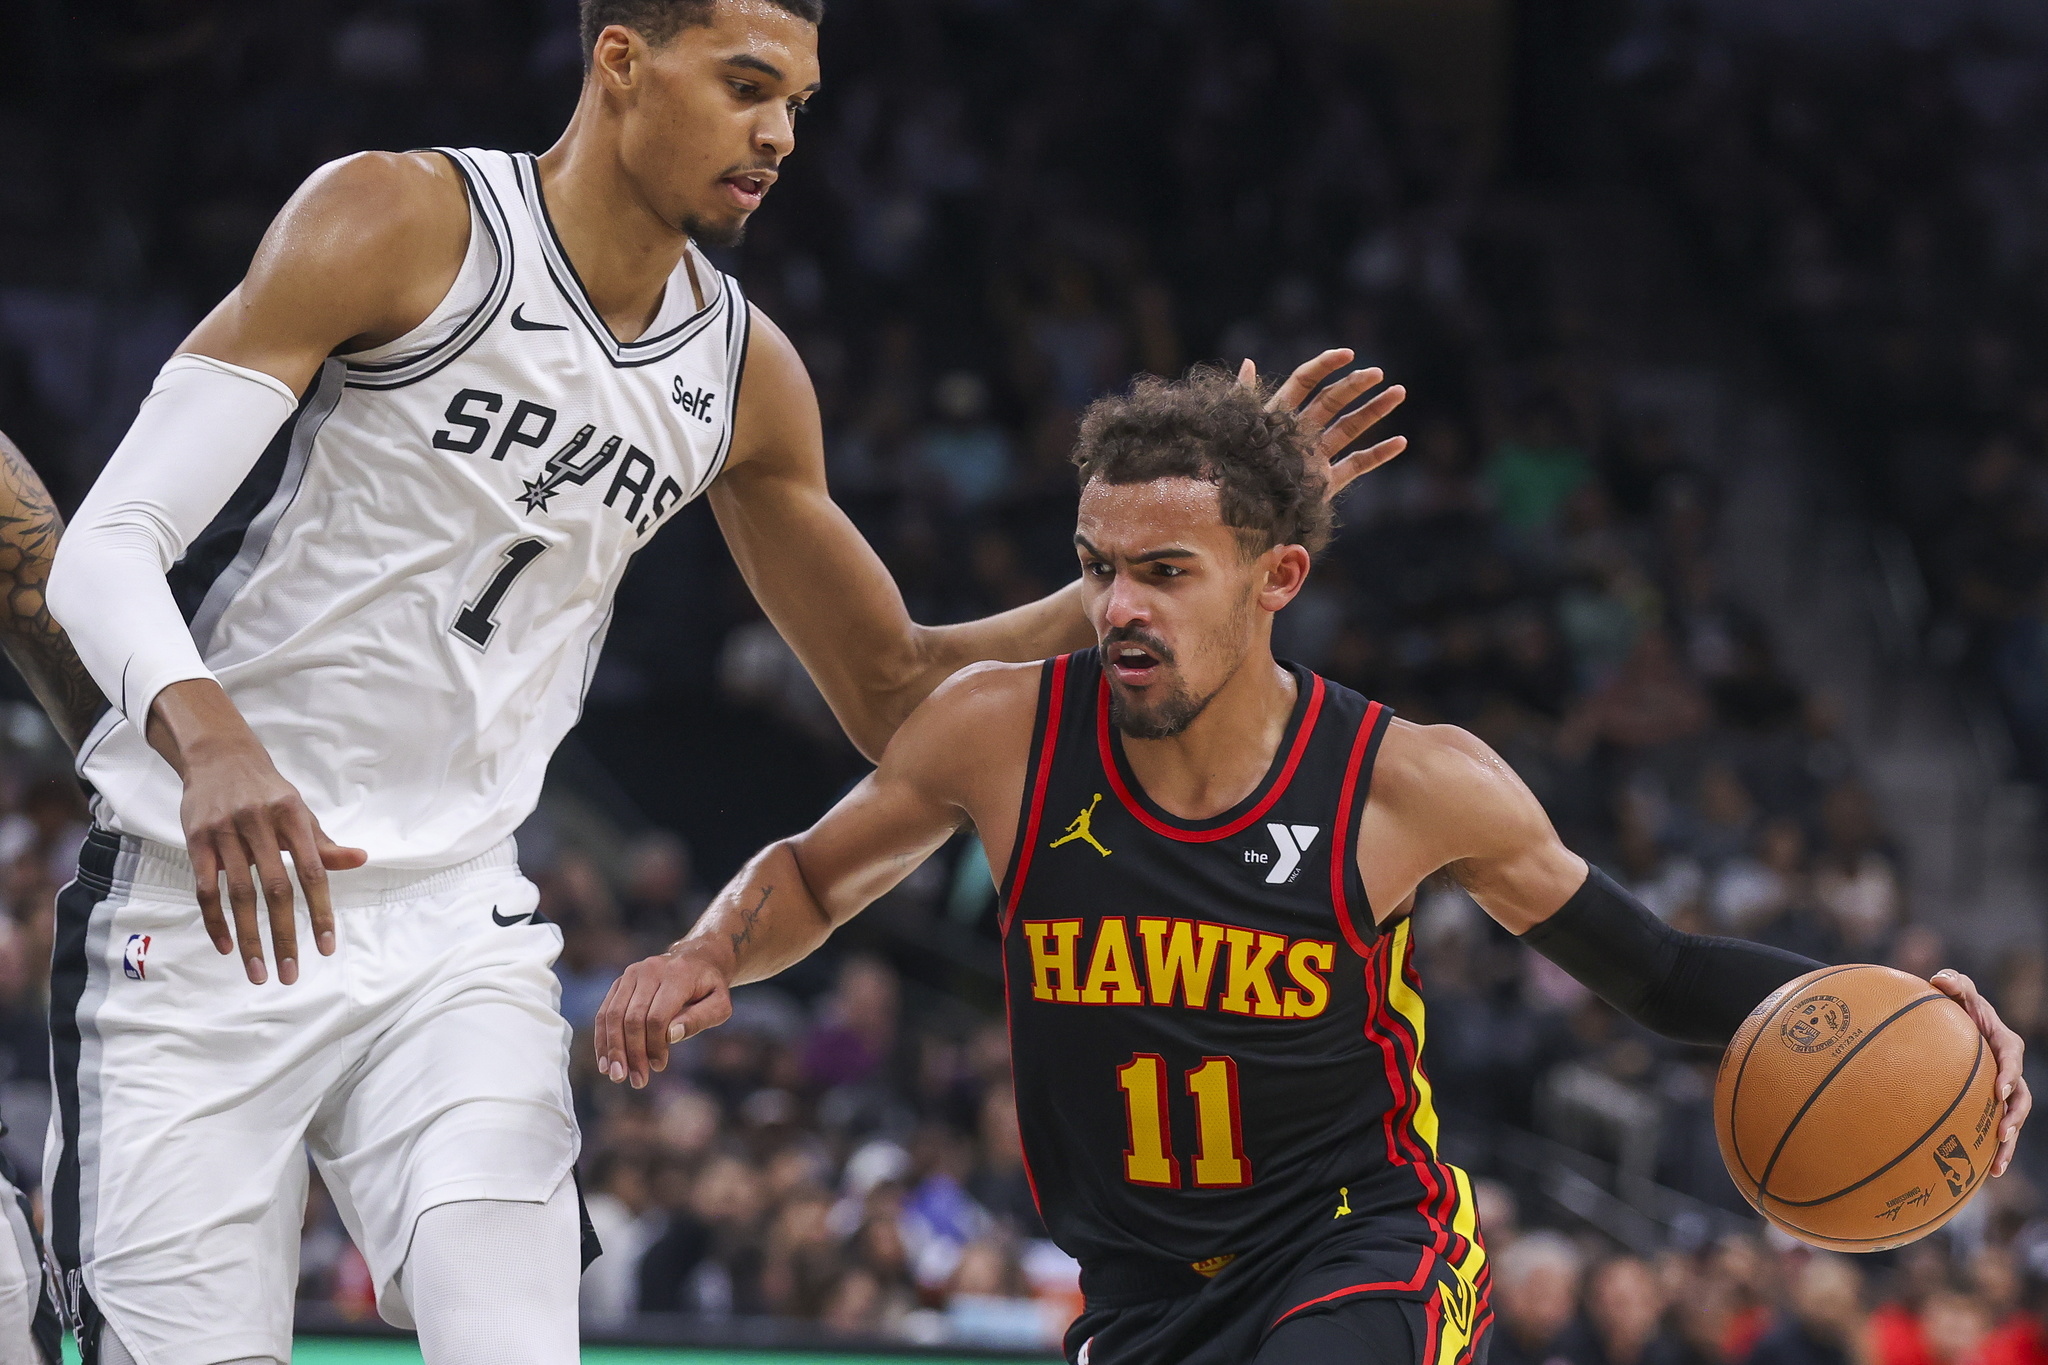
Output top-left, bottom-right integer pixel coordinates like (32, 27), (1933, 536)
(50, 829), (119, 1363)
(687, 283), (751, 502)
(342, 147), (515, 392)
(171, 359), (345, 657)
(514, 153), (727, 369)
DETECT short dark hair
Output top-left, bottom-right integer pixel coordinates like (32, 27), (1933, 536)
(1071, 367), (1332, 558)
(579, 0), (824, 64)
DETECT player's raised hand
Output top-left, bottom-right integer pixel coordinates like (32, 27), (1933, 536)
(1240, 348), (1408, 499)
(594, 946), (736, 1089)
(152, 679), (367, 986)
(1932, 968), (2032, 1176)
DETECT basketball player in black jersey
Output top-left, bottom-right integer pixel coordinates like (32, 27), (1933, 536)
(595, 371), (2031, 1365)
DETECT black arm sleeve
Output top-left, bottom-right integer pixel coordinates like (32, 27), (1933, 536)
(1516, 866), (1823, 1047)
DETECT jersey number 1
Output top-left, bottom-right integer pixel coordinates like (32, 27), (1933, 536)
(453, 538), (548, 650)
(1116, 1053), (1251, 1189)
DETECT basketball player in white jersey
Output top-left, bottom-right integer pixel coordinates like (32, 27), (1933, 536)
(0, 426), (101, 1365)
(40, 1), (1407, 1362)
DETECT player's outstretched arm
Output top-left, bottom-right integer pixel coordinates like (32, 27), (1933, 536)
(713, 326), (1411, 761)
(0, 428), (105, 751)
(1369, 721), (2030, 1172)
(709, 311), (1083, 761)
(47, 152), (464, 984)
(594, 660), (1038, 1087)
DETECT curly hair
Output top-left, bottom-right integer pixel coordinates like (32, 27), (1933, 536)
(1071, 367), (1331, 558)
(580, 0), (824, 64)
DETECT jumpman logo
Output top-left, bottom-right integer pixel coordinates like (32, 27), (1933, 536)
(1049, 793), (1112, 857)
(1334, 1186), (1352, 1218)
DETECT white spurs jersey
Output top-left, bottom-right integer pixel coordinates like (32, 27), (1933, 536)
(79, 147), (750, 869)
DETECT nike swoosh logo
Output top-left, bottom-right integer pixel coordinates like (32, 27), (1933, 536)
(510, 304), (568, 332)
(491, 906), (534, 926)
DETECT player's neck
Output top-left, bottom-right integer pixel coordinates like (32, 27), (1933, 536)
(1119, 652), (1297, 822)
(535, 117), (691, 345)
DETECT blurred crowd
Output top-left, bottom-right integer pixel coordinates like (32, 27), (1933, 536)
(1482, 1210), (2048, 1365)
(1608, 2), (2048, 784)
(2, 0), (2048, 1352)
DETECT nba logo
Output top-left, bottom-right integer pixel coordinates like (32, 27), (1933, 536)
(122, 934), (151, 981)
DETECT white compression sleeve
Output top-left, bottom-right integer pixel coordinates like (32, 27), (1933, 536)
(401, 1177), (581, 1365)
(47, 353), (298, 725)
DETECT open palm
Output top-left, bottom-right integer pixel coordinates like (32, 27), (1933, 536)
(1241, 348), (1408, 500)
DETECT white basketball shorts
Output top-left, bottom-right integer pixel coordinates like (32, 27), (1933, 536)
(46, 826), (578, 1365)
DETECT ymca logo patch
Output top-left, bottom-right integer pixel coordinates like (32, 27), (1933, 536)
(122, 934), (151, 981)
(1260, 823), (1320, 884)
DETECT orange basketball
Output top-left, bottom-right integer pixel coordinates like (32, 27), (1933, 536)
(1715, 964), (2002, 1251)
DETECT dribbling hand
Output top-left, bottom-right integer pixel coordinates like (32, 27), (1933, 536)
(1932, 968), (2032, 1176)
(594, 947), (736, 1089)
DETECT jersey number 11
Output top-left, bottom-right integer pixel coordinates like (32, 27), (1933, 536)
(1116, 1053), (1252, 1189)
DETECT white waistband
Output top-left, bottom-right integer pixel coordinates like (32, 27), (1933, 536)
(105, 832), (522, 909)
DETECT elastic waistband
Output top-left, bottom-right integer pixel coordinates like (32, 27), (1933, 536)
(74, 826), (522, 908)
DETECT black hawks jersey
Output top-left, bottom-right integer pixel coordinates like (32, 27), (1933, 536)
(998, 650), (1487, 1320)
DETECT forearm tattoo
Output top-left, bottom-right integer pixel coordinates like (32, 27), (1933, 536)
(730, 884), (772, 958)
(0, 430), (107, 751)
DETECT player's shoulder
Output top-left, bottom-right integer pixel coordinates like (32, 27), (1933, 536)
(293, 150), (467, 237)
(719, 302), (817, 479)
(883, 660), (1043, 763)
(1372, 718), (1526, 809)
(1367, 717), (1553, 862)
(915, 659), (1046, 731)
(735, 304), (807, 406)
(234, 149), (474, 343)
(264, 150), (470, 290)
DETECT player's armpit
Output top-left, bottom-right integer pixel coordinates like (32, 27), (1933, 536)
(0, 429), (106, 751)
(179, 150), (470, 395)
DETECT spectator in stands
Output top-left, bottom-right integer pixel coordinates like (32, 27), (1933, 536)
(1494, 1232), (1588, 1365)
(1749, 1255), (1868, 1365)
(1576, 1256), (1673, 1365)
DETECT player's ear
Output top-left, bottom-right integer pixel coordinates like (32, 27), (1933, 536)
(588, 24), (644, 94)
(1256, 543), (1311, 613)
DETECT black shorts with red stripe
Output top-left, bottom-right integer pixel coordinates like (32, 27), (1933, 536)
(1065, 1213), (1491, 1365)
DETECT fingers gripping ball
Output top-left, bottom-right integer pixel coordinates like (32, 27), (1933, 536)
(1716, 965), (2003, 1251)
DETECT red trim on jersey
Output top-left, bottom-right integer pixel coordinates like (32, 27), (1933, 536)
(1394, 940), (1475, 1270)
(1379, 938), (1453, 1255)
(1383, 951), (1467, 1268)
(1468, 1311), (1495, 1362)
(1096, 673), (1326, 842)
(1329, 700), (1385, 957)
(1269, 1249), (1439, 1327)
(1002, 653), (1071, 936)
(1361, 930), (1460, 1266)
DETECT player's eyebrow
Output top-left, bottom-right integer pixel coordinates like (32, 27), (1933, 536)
(1074, 534), (1196, 562)
(723, 53), (823, 92)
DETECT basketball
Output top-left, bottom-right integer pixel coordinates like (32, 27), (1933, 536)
(1716, 965), (2002, 1251)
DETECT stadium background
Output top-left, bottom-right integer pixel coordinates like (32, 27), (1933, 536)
(8, 0), (2048, 1358)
